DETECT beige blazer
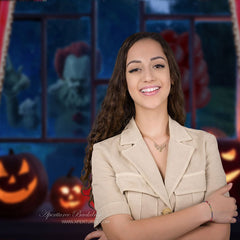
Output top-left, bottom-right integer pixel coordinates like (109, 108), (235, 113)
(92, 116), (227, 228)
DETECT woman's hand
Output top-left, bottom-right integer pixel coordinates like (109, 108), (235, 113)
(84, 230), (108, 240)
(206, 183), (238, 224)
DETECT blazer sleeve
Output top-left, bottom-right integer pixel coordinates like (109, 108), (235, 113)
(204, 133), (229, 199)
(91, 143), (131, 229)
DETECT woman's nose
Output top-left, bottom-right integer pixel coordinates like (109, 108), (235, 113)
(143, 68), (154, 82)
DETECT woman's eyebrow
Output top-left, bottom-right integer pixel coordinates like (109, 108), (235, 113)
(151, 56), (166, 61)
(126, 60), (141, 67)
(127, 56), (166, 67)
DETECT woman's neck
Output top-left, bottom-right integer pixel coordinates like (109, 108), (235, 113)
(135, 108), (169, 140)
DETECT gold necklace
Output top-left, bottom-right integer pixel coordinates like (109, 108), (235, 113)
(144, 136), (169, 152)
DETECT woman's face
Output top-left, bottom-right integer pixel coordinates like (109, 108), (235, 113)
(126, 38), (171, 113)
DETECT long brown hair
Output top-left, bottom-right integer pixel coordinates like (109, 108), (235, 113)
(81, 32), (185, 205)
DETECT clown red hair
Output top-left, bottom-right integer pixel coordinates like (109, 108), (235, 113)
(54, 42), (91, 79)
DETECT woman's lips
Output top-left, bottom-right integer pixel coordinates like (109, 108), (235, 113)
(140, 86), (161, 96)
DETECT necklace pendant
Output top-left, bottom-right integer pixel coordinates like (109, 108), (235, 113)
(154, 142), (166, 152)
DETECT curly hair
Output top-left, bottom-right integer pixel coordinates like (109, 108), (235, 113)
(81, 32), (185, 206)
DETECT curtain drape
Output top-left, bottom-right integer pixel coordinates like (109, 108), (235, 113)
(229, 0), (240, 139)
(0, 1), (16, 101)
(229, 0), (240, 69)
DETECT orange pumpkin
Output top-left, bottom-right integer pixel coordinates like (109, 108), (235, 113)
(0, 149), (48, 217)
(219, 140), (240, 206)
(50, 168), (89, 214)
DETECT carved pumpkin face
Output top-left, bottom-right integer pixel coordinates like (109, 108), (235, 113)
(50, 168), (89, 214)
(0, 149), (48, 217)
(219, 140), (240, 205)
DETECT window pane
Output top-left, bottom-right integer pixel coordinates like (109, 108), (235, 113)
(195, 22), (236, 137)
(15, 0), (91, 14)
(145, 0), (230, 15)
(47, 19), (91, 138)
(95, 84), (108, 116)
(0, 21), (41, 138)
(97, 0), (138, 78)
(146, 20), (189, 33)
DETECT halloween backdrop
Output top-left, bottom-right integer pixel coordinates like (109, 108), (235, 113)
(0, 0), (240, 239)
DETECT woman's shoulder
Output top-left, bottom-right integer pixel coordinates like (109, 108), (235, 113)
(170, 117), (216, 142)
(93, 133), (122, 151)
(93, 118), (138, 151)
(182, 124), (217, 142)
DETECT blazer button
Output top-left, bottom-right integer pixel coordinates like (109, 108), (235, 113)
(162, 207), (172, 215)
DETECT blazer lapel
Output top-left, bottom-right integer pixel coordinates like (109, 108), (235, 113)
(120, 117), (195, 209)
(120, 118), (171, 208)
(164, 117), (195, 199)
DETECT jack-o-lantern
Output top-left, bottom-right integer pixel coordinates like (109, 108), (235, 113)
(50, 168), (89, 214)
(0, 149), (48, 217)
(218, 140), (240, 206)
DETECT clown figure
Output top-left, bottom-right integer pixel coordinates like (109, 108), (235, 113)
(48, 42), (93, 137)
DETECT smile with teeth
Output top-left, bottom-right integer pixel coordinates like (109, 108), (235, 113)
(140, 86), (160, 93)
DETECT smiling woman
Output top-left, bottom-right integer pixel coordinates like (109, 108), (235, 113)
(82, 32), (237, 240)
(125, 38), (171, 113)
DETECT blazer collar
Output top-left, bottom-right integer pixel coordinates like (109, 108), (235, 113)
(120, 118), (142, 145)
(120, 116), (192, 144)
(120, 116), (195, 209)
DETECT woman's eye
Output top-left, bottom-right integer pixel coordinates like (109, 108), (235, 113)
(154, 64), (164, 69)
(128, 68), (140, 73)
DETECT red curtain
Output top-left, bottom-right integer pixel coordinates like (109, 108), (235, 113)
(229, 0), (240, 63)
(229, 0), (240, 139)
(0, 1), (15, 99)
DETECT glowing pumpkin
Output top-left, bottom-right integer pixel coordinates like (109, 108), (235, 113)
(50, 168), (89, 214)
(0, 149), (48, 217)
(218, 140), (240, 205)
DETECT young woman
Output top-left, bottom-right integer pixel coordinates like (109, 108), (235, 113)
(82, 32), (237, 240)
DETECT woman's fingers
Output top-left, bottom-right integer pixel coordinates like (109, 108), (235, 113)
(231, 218), (237, 224)
(206, 183), (239, 223)
(85, 230), (105, 240)
(216, 183), (233, 195)
(233, 211), (238, 217)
